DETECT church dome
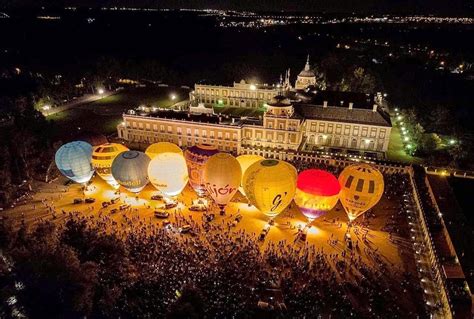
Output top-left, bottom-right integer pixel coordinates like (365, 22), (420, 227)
(298, 55), (315, 78)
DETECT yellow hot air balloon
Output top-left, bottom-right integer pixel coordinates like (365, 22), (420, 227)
(145, 142), (183, 160)
(243, 159), (297, 218)
(148, 152), (188, 197)
(338, 164), (384, 222)
(91, 143), (129, 188)
(204, 153), (241, 213)
(236, 154), (264, 196)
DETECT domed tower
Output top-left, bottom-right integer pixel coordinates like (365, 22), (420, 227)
(295, 55), (316, 90)
(265, 95), (294, 117)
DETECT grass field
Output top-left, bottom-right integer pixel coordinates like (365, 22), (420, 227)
(386, 126), (423, 163)
(47, 86), (189, 138)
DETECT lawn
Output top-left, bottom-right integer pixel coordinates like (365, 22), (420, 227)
(212, 105), (264, 117)
(47, 86), (190, 139)
(386, 126), (423, 163)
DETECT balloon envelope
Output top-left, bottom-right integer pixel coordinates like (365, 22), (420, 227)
(184, 144), (219, 197)
(111, 151), (150, 193)
(294, 169), (340, 220)
(91, 143), (129, 188)
(338, 164), (384, 222)
(204, 153), (241, 208)
(148, 152), (188, 197)
(236, 154), (264, 196)
(243, 159), (297, 218)
(55, 141), (94, 184)
(145, 142), (183, 160)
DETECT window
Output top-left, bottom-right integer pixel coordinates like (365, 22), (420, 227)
(194, 129), (199, 137)
(279, 123), (284, 130)
(153, 124), (158, 131)
(310, 123), (316, 132)
(380, 129), (386, 139)
(225, 132), (230, 140)
(344, 126), (350, 135)
(202, 130), (207, 137)
(370, 128), (377, 138)
(362, 127), (368, 137)
(353, 126), (359, 136)
(218, 132), (222, 139)
(318, 123), (325, 133)
(210, 131), (215, 138)
(145, 123), (150, 130)
(336, 124), (342, 134)
(177, 127), (182, 135)
(233, 133), (237, 140)
(167, 126), (172, 133)
(186, 128), (191, 135)
(328, 124), (333, 133)
(161, 125), (165, 132)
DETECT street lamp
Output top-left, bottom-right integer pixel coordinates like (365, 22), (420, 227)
(449, 139), (456, 145)
(97, 88), (105, 95)
(170, 94), (177, 101)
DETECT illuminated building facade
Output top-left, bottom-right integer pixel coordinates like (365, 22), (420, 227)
(118, 88), (391, 158)
(191, 79), (279, 108)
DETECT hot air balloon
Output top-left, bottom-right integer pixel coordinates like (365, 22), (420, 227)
(243, 159), (297, 219)
(294, 169), (340, 222)
(55, 141), (94, 184)
(184, 144), (219, 197)
(91, 143), (129, 189)
(111, 151), (150, 193)
(204, 153), (241, 214)
(338, 164), (384, 222)
(236, 154), (264, 196)
(145, 142), (183, 160)
(148, 152), (188, 197)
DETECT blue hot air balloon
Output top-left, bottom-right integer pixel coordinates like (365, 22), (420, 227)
(111, 151), (151, 193)
(55, 141), (94, 184)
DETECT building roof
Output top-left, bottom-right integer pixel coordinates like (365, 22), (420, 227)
(127, 109), (241, 126)
(298, 55), (315, 78)
(267, 95), (292, 107)
(294, 104), (391, 127)
(295, 90), (377, 109)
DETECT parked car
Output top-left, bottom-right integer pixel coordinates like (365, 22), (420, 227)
(73, 198), (83, 204)
(154, 211), (170, 219)
(164, 202), (177, 209)
(151, 194), (163, 201)
(189, 204), (206, 212)
(205, 213), (215, 222)
(111, 197), (120, 204)
(119, 204), (130, 211)
(110, 208), (118, 214)
(85, 198), (96, 203)
(180, 225), (192, 234)
(102, 202), (109, 208)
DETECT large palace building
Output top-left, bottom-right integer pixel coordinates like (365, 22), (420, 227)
(117, 58), (392, 159)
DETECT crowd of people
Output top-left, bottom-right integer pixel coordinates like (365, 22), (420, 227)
(0, 162), (429, 318)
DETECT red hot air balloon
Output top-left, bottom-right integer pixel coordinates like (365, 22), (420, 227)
(294, 169), (341, 221)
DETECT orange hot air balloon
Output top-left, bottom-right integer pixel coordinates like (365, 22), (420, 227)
(91, 143), (129, 189)
(145, 142), (183, 160)
(338, 164), (384, 222)
(184, 144), (219, 197)
(204, 153), (241, 213)
(294, 169), (341, 221)
(236, 154), (264, 196)
(243, 159), (297, 218)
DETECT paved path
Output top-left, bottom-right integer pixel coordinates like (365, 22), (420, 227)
(42, 92), (115, 117)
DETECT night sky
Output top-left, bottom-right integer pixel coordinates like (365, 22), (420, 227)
(1, 0), (472, 14)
